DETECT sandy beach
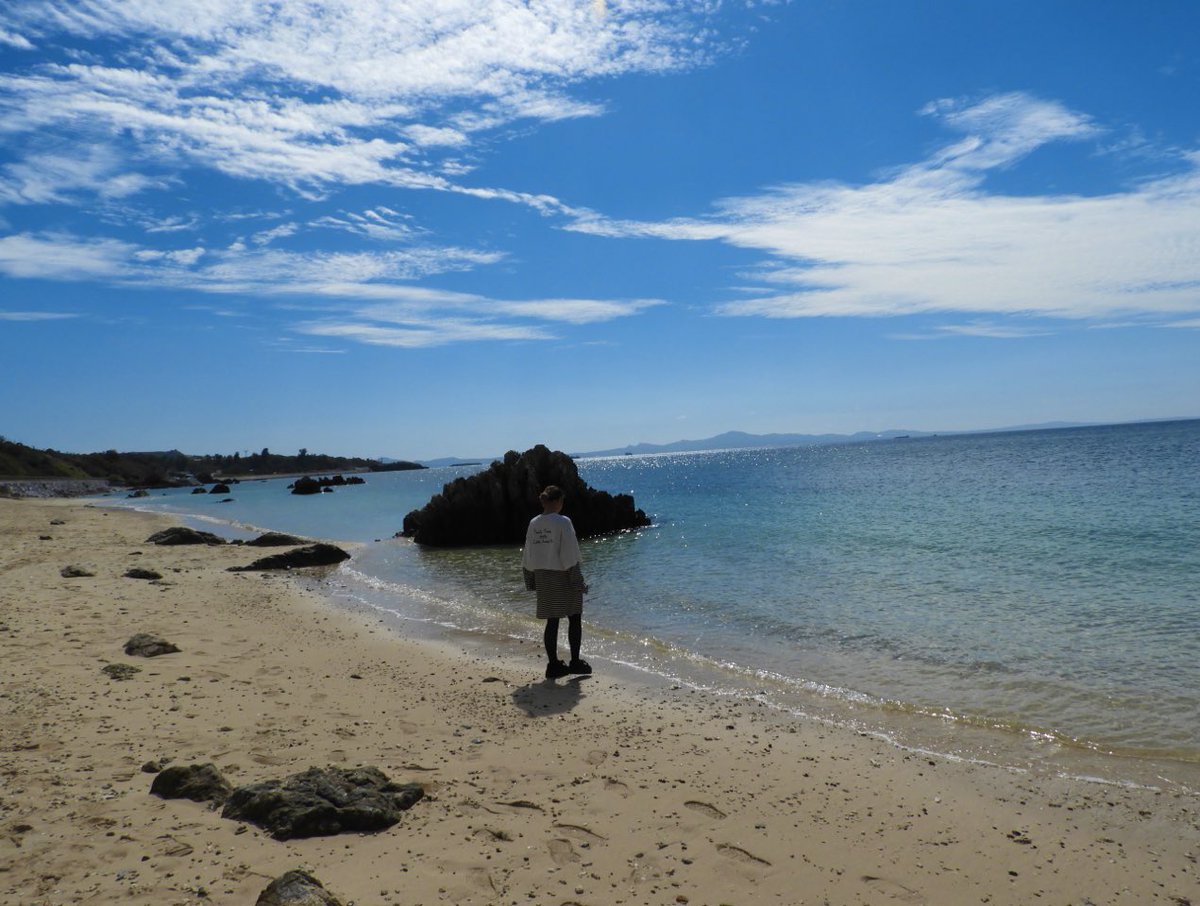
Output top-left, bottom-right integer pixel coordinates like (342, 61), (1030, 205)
(1, 498), (1196, 906)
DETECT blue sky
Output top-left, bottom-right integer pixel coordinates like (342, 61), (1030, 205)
(1, 1), (1198, 460)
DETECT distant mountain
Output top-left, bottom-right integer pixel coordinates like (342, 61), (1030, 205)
(574, 428), (933, 459)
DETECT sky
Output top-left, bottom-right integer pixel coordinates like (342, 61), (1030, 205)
(1, 0), (1198, 461)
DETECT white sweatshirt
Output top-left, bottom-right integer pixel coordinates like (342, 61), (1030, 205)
(522, 512), (582, 572)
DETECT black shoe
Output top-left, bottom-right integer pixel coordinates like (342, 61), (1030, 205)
(545, 659), (571, 679)
(567, 658), (592, 675)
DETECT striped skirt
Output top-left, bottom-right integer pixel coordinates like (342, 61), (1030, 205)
(524, 564), (585, 619)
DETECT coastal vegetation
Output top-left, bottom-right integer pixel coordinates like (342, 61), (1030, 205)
(0, 437), (422, 487)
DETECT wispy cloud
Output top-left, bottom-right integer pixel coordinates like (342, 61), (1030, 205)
(312, 208), (418, 242)
(0, 1), (720, 207)
(0, 28), (33, 50)
(569, 93), (1200, 325)
(0, 309), (78, 321)
(0, 146), (164, 205)
(890, 321), (1055, 341)
(0, 232), (137, 280)
(0, 229), (661, 347)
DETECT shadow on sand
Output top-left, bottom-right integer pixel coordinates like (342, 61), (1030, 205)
(511, 676), (588, 717)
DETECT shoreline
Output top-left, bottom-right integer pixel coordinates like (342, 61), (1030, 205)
(89, 488), (1200, 784)
(2, 498), (1197, 905)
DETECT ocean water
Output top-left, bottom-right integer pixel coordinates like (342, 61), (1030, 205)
(104, 420), (1200, 784)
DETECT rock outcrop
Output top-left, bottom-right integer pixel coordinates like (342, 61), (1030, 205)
(221, 766), (424, 840)
(150, 763), (233, 804)
(401, 445), (650, 547)
(146, 526), (227, 546)
(124, 567), (163, 580)
(256, 870), (345, 906)
(290, 475), (366, 495)
(124, 633), (181, 657)
(290, 476), (323, 495)
(246, 531), (311, 547)
(227, 544), (351, 571)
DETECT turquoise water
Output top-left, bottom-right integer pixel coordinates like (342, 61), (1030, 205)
(105, 420), (1200, 778)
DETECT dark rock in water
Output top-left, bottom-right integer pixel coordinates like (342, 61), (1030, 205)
(222, 765), (424, 840)
(124, 567), (163, 580)
(127, 489), (150, 498)
(290, 476), (322, 495)
(210, 483), (231, 494)
(401, 444), (651, 547)
(102, 663), (141, 681)
(227, 543), (351, 572)
(291, 475), (364, 495)
(246, 531), (311, 547)
(256, 870), (345, 906)
(60, 564), (96, 578)
(150, 763), (233, 804)
(124, 632), (181, 657)
(146, 526), (226, 546)
(191, 487), (208, 494)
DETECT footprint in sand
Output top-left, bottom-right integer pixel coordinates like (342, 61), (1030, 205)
(554, 822), (606, 841)
(684, 800), (727, 819)
(604, 778), (630, 797)
(715, 843), (771, 866)
(861, 875), (923, 903)
(548, 838), (580, 866)
(585, 749), (608, 765)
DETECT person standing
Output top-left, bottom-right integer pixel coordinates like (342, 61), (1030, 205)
(522, 485), (592, 679)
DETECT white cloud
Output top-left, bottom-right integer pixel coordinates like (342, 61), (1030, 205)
(0, 228), (658, 347)
(0, 1), (719, 205)
(312, 208), (418, 242)
(890, 321), (1055, 341)
(0, 232), (137, 279)
(490, 297), (664, 324)
(0, 29), (33, 49)
(297, 318), (554, 348)
(0, 309), (78, 320)
(252, 223), (299, 246)
(0, 147), (162, 205)
(569, 93), (1200, 324)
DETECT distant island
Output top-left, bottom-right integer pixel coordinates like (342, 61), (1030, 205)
(0, 438), (423, 490)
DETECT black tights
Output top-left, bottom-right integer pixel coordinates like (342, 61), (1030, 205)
(544, 614), (582, 663)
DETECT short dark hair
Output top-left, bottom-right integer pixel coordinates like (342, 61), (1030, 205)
(539, 485), (563, 502)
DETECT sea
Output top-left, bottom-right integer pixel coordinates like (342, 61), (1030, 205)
(99, 418), (1200, 790)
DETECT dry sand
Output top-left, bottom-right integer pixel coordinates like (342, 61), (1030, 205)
(1, 498), (1197, 906)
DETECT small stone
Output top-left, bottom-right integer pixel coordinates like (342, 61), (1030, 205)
(102, 663), (142, 681)
(124, 568), (163, 581)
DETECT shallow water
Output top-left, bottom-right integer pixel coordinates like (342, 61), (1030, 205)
(106, 420), (1200, 783)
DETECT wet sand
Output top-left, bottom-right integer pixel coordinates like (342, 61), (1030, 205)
(1, 498), (1196, 905)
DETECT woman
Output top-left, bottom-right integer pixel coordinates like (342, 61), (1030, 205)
(522, 485), (592, 679)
